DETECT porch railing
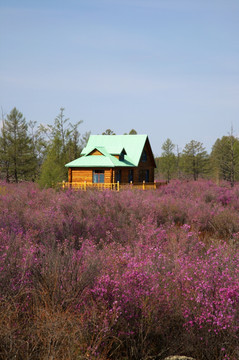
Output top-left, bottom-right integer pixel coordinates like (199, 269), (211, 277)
(62, 181), (167, 191)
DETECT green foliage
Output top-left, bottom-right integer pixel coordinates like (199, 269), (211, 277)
(39, 108), (84, 188)
(38, 147), (66, 188)
(0, 108), (37, 182)
(102, 129), (115, 135)
(124, 129), (137, 135)
(3, 105), (239, 188)
(181, 140), (209, 180)
(211, 135), (239, 186)
(124, 129), (138, 135)
(158, 138), (177, 182)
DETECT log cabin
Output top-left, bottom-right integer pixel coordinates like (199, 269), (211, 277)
(65, 134), (156, 185)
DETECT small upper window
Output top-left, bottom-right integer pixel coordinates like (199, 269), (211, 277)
(141, 150), (147, 162)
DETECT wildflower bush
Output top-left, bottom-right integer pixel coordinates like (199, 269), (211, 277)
(0, 180), (238, 360)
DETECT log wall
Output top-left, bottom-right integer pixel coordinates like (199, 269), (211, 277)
(89, 149), (103, 156)
(70, 168), (113, 183)
(135, 138), (155, 182)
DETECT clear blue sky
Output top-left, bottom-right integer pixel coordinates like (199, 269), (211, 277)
(1, 0), (239, 155)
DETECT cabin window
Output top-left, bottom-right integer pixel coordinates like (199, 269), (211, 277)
(128, 169), (134, 183)
(115, 169), (121, 183)
(145, 169), (149, 182)
(119, 152), (124, 161)
(93, 170), (104, 183)
(141, 150), (147, 162)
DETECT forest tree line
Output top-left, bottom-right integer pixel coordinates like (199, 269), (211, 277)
(0, 107), (238, 187)
(155, 132), (239, 187)
(0, 107), (90, 188)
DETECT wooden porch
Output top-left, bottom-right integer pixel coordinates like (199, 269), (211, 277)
(62, 181), (167, 191)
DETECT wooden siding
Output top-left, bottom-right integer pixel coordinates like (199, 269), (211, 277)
(68, 168), (72, 183)
(71, 168), (92, 183)
(69, 165), (154, 184)
(135, 138), (155, 183)
(134, 167), (154, 183)
(105, 168), (113, 183)
(121, 168), (130, 183)
(70, 168), (113, 183)
(113, 168), (134, 183)
(89, 149), (103, 156)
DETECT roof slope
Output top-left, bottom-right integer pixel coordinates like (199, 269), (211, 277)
(65, 134), (149, 168)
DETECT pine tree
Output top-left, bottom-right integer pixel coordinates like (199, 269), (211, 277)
(211, 132), (239, 186)
(0, 108), (37, 182)
(159, 138), (176, 182)
(181, 140), (209, 180)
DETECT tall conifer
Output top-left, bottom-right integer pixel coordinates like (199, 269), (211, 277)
(0, 108), (37, 182)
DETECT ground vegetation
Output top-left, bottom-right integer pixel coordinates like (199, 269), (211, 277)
(0, 180), (238, 360)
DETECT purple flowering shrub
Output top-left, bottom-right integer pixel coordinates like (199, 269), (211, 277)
(0, 180), (238, 360)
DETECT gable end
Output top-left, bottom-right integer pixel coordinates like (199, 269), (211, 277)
(139, 137), (156, 168)
(89, 149), (104, 156)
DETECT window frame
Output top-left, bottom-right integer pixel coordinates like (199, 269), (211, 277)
(93, 169), (105, 183)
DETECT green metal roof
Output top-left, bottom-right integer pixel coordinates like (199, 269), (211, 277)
(65, 155), (114, 168)
(84, 146), (111, 157)
(65, 134), (149, 168)
(82, 134), (148, 164)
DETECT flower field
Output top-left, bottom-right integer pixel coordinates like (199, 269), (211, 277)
(0, 180), (238, 360)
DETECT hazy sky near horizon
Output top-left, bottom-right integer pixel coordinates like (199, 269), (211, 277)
(0, 0), (239, 155)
